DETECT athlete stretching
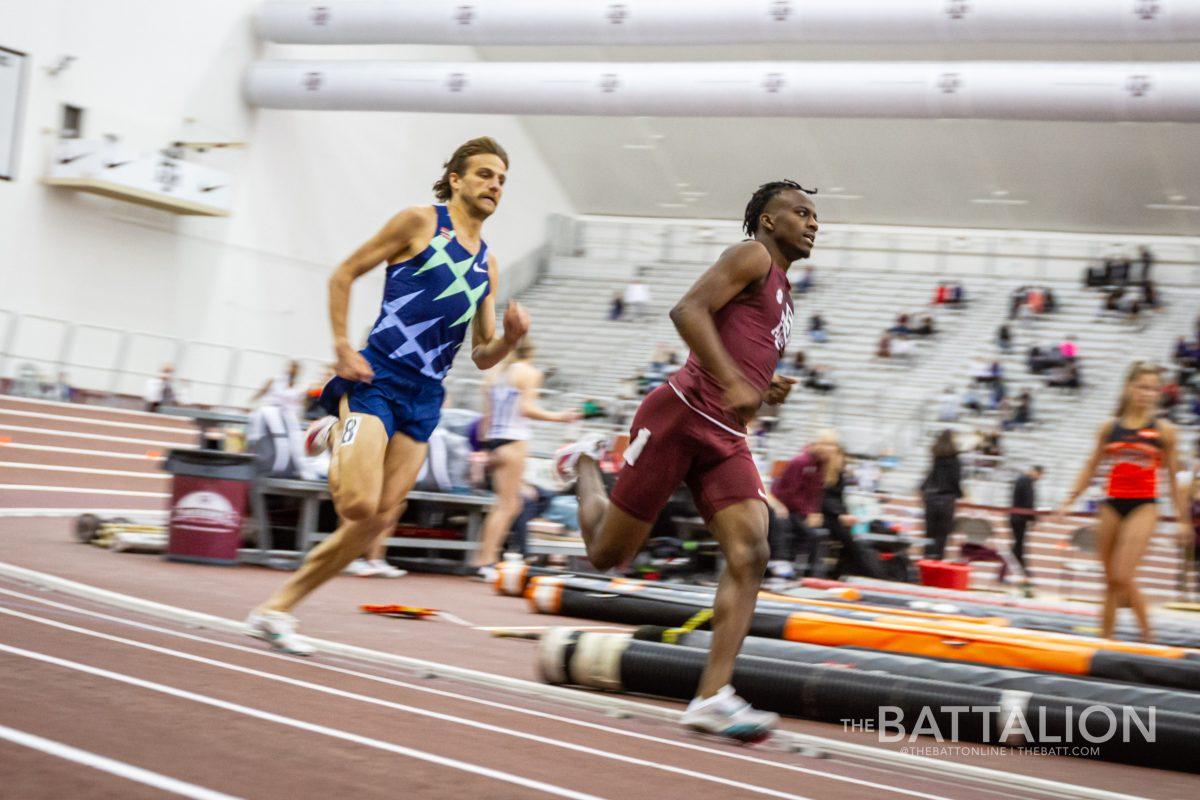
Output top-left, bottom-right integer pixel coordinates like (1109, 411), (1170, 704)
(247, 137), (529, 654)
(557, 180), (814, 740)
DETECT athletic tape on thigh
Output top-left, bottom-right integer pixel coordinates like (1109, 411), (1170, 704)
(662, 608), (714, 644)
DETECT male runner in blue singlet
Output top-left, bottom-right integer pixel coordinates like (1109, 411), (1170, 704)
(247, 137), (529, 654)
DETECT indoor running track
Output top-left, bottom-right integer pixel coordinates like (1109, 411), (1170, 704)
(0, 576), (1134, 800)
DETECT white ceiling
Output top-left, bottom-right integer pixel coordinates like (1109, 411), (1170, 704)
(476, 41), (1200, 235)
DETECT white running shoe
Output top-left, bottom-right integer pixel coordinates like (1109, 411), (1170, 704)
(245, 610), (316, 656)
(475, 565), (498, 583)
(680, 686), (778, 743)
(369, 559), (407, 578)
(553, 434), (609, 487)
(343, 558), (375, 577)
(305, 415), (337, 456)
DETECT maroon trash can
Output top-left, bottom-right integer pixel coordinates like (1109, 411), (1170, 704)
(164, 450), (258, 566)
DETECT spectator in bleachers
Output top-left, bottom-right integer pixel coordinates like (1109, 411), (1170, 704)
(891, 336), (917, 360)
(948, 282), (966, 305)
(1047, 361), (1082, 392)
(889, 314), (911, 335)
(963, 384), (985, 414)
(809, 312), (828, 343)
(997, 323), (1013, 353)
(921, 429), (963, 560)
(990, 375), (1007, 410)
(1026, 287), (1045, 315)
(804, 364), (837, 393)
(145, 363), (179, 413)
(793, 265), (815, 295)
(1059, 336), (1078, 361)
(936, 386), (960, 422)
(1138, 246), (1154, 285)
(608, 291), (625, 321)
(969, 357), (992, 383)
(1162, 375), (1182, 421)
(783, 350), (809, 378)
(1044, 288), (1058, 313)
(252, 359), (306, 422)
(934, 283), (949, 306)
(876, 332), (893, 359)
(1142, 279), (1159, 309)
(1173, 337), (1195, 367)
(913, 314), (936, 337)
(623, 277), (651, 322)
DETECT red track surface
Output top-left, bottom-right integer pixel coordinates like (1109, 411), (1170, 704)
(2, 519), (1197, 799)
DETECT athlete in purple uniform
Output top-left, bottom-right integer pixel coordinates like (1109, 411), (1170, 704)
(556, 180), (817, 741)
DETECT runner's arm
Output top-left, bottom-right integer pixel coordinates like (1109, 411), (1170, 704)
(669, 241), (772, 414)
(471, 254), (530, 370)
(328, 207), (430, 380)
(516, 365), (578, 423)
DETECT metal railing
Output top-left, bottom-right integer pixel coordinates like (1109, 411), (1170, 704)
(0, 308), (327, 410)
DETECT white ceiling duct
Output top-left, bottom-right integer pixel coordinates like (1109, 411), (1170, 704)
(243, 60), (1200, 122)
(254, 0), (1200, 45)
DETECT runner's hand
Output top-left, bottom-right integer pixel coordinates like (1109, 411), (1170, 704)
(723, 376), (762, 423)
(335, 344), (374, 383)
(502, 300), (531, 344)
(765, 374), (798, 405)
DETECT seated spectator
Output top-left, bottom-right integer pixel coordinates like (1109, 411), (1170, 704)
(1138, 246), (1154, 285)
(1003, 390), (1033, 431)
(1043, 288), (1057, 312)
(1047, 361), (1082, 391)
(1162, 377), (1182, 420)
(913, 315), (936, 337)
(889, 313), (911, 335)
(963, 385), (985, 414)
(1059, 336), (1078, 361)
(1173, 336), (1193, 365)
(948, 282), (966, 305)
(977, 427), (1003, 458)
(936, 386), (960, 422)
(997, 324), (1013, 352)
(793, 265), (815, 295)
(785, 350), (810, 378)
(1009, 288), (1025, 320)
(49, 371), (74, 403)
(989, 360), (1004, 383)
(809, 312), (828, 343)
(1026, 287), (1044, 315)
(805, 365), (837, 393)
(876, 332), (892, 359)
(608, 291), (625, 321)
(990, 375), (1007, 410)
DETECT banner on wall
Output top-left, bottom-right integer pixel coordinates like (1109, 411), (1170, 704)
(0, 46), (29, 181)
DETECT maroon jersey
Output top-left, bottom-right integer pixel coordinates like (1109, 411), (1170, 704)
(668, 263), (794, 432)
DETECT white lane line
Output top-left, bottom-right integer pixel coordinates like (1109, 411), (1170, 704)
(0, 607), (816, 800)
(436, 611), (474, 627)
(473, 625), (625, 632)
(0, 594), (954, 800)
(0, 442), (165, 462)
(0, 484), (169, 498)
(0, 409), (195, 436)
(0, 724), (243, 800)
(0, 424), (193, 449)
(0, 462), (170, 480)
(0, 642), (606, 800)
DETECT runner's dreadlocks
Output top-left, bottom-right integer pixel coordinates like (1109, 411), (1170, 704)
(743, 180), (818, 236)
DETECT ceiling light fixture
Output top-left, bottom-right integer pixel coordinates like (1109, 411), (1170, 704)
(678, 190), (708, 197)
(991, 190), (1010, 197)
(622, 143), (654, 150)
(1145, 203), (1200, 211)
(827, 186), (845, 193)
(1168, 194), (1188, 202)
(821, 194), (863, 200)
(970, 198), (1030, 206)
(657, 202), (687, 209)
(676, 182), (690, 188)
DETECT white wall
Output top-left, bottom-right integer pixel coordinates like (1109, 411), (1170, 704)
(0, 1), (575, 402)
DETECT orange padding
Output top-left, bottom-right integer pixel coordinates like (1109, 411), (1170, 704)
(759, 591), (1009, 627)
(783, 612), (1095, 674)
(525, 576), (564, 613)
(905, 617), (1192, 659)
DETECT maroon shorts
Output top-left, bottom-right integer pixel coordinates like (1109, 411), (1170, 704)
(609, 384), (766, 524)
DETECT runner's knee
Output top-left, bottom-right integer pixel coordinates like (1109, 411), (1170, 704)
(725, 535), (770, 578)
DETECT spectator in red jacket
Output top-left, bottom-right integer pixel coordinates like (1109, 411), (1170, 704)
(766, 431), (839, 577)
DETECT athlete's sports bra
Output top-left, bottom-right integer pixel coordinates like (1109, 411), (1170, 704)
(1103, 420), (1164, 499)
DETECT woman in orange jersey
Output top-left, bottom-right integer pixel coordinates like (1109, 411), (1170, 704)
(1055, 362), (1191, 641)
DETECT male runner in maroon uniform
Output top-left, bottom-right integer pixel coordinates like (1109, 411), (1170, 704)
(556, 180), (817, 740)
